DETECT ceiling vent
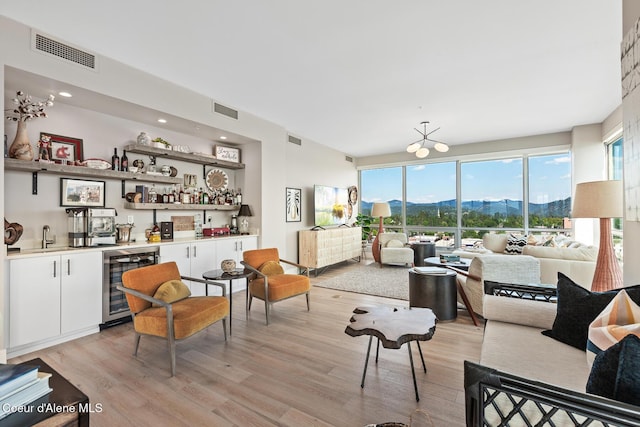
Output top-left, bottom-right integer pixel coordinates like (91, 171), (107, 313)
(213, 102), (238, 119)
(345, 156), (354, 162)
(288, 135), (302, 146)
(31, 31), (98, 71)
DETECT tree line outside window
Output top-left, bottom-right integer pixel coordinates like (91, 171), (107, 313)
(359, 152), (572, 250)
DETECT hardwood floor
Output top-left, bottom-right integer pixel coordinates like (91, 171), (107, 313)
(10, 260), (484, 427)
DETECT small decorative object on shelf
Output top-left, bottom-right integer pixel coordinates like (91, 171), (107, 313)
(111, 148), (119, 171)
(5, 90), (55, 161)
(137, 132), (151, 145)
(221, 259), (236, 273)
(120, 150), (129, 172)
(152, 137), (171, 149)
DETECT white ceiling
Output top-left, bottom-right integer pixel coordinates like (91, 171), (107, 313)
(1, 1), (623, 157)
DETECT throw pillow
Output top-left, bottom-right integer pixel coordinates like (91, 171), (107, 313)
(587, 290), (640, 365)
(504, 233), (528, 255)
(258, 260), (284, 276)
(386, 239), (405, 248)
(541, 273), (640, 350)
(586, 334), (640, 406)
(152, 279), (191, 307)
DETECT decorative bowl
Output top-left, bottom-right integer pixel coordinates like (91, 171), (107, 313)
(221, 259), (236, 273)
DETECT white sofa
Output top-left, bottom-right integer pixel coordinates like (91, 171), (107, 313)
(455, 233), (598, 287)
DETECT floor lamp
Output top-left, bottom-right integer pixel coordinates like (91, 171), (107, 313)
(371, 202), (391, 263)
(572, 180), (623, 292)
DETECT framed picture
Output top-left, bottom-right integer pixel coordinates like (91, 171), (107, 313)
(286, 187), (301, 222)
(41, 133), (84, 164)
(214, 145), (241, 163)
(60, 178), (105, 207)
(183, 173), (197, 188)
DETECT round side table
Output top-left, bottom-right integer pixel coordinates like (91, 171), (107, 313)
(410, 242), (436, 266)
(408, 269), (458, 321)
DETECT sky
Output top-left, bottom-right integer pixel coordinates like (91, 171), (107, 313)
(361, 153), (572, 204)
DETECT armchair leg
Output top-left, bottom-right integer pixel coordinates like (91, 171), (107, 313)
(222, 318), (228, 341)
(133, 333), (141, 356)
(264, 301), (270, 325)
(169, 337), (176, 377)
(306, 293), (310, 311)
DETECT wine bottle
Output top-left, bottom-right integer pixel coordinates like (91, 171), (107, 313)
(120, 150), (129, 172)
(111, 148), (120, 171)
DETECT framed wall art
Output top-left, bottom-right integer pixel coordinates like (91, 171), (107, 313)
(60, 178), (105, 207)
(41, 132), (84, 164)
(214, 145), (241, 163)
(286, 187), (301, 222)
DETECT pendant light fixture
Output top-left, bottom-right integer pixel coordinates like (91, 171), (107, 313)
(406, 121), (449, 158)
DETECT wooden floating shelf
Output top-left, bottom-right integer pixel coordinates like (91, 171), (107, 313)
(4, 158), (182, 184)
(123, 144), (245, 170)
(124, 202), (240, 211)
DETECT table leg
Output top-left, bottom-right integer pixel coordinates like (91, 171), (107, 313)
(416, 341), (426, 373)
(375, 338), (380, 364)
(361, 336), (373, 388)
(228, 279), (233, 335)
(407, 342), (420, 402)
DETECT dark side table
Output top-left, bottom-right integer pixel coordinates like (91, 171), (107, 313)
(410, 242), (436, 267)
(408, 269), (458, 321)
(202, 268), (253, 335)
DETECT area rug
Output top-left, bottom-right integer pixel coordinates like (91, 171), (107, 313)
(313, 263), (410, 300)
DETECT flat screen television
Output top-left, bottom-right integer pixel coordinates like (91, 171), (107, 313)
(314, 185), (348, 227)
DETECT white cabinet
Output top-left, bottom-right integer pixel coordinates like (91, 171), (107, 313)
(9, 251), (102, 349)
(159, 240), (217, 296)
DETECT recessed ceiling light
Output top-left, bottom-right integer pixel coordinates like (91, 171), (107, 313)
(220, 136), (227, 140)
(58, 91), (72, 97)
(157, 118), (167, 123)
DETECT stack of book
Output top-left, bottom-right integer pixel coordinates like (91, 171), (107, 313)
(0, 363), (52, 420)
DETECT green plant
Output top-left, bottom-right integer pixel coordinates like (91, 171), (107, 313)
(354, 213), (375, 241)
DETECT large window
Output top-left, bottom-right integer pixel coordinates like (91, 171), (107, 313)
(608, 136), (623, 261)
(460, 158), (523, 233)
(528, 153), (572, 230)
(360, 166), (402, 227)
(359, 151), (572, 248)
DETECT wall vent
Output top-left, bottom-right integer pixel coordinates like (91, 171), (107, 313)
(345, 156), (354, 162)
(288, 135), (302, 146)
(31, 31), (97, 71)
(213, 102), (239, 119)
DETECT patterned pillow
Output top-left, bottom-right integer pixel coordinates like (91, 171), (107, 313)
(504, 234), (528, 255)
(587, 290), (640, 365)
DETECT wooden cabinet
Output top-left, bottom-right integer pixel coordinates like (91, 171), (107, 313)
(9, 251), (102, 349)
(299, 227), (361, 270)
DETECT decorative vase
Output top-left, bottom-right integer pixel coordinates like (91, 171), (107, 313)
(9, 122), (34, 160)
(137, 132), (151, 145)
(221, 259), (236, 273)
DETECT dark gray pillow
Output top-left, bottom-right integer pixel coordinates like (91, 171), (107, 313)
(541, 273), (640, 350)
(586, 334), (640, 406)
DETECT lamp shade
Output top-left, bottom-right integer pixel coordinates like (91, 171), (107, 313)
(371, 202), (391, 218)
(238, 204), (253, 217)
(572, 180), (623, 219)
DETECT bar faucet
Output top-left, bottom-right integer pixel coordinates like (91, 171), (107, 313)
(42, 225), (55, 249)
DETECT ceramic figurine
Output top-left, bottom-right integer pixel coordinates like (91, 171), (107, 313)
(137, 132), (151, 145)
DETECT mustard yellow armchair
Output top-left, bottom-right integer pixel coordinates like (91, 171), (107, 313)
(241, 248), (311, 325)
(119, 261), (229, 376)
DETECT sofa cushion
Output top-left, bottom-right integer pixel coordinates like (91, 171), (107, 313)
(523, 245), (597, 261)
(258, 260), (285, 276)
(587, 290), (640, 365)
(152, 279), (191, 307)
(586, 334), (640, 406)
(542, 273), (640, 350)
(504, 233), (527, 255)
(483, 233), (508, 253)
